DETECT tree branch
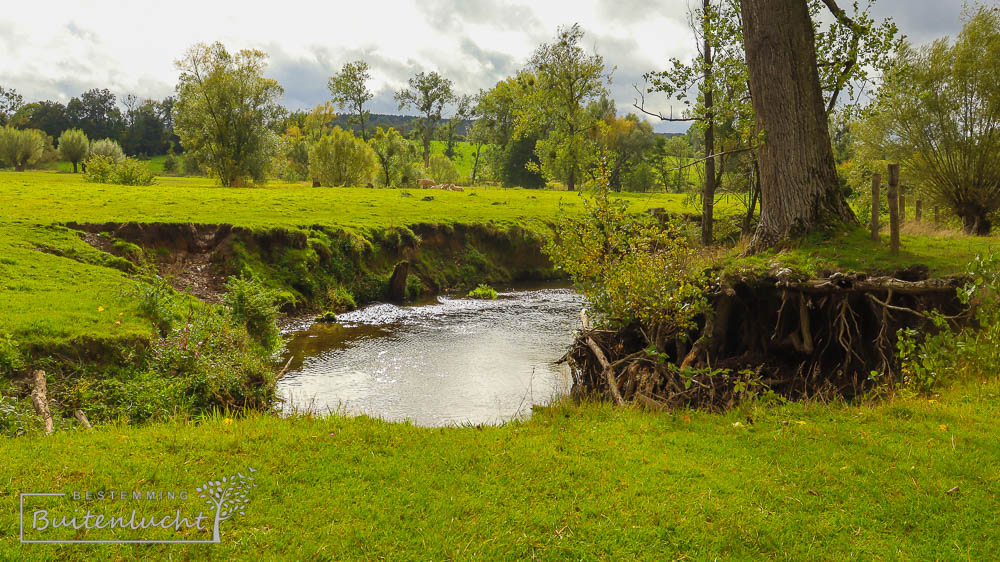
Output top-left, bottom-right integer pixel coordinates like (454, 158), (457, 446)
(632, 84), (700, 122)
(820, 0), (866, 114)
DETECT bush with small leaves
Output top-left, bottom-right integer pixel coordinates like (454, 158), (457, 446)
(428, 153), (461, 185)
(309, 127), (377, 186)
(89, 138), (125, 163)
(222, 275), (282, 354)
(85, 155), (155, 186)
(162, 153), (179, 173)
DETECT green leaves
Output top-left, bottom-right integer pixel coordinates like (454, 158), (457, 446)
(173, 42), (283, 187)
(308, 127), (377, 187)
(547, 158), (709, 343)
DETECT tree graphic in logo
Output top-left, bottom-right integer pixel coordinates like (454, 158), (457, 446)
(195, 466), (258, 543)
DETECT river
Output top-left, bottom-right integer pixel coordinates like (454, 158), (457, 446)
(277, 285), (584, 426)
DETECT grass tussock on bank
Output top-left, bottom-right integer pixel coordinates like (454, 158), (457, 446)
(2, 376), (999, 560)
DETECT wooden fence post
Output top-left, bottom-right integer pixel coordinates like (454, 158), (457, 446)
(915, 200), (923, 222)
(870, 173), (881, 241)
(888, 165), (900, 255)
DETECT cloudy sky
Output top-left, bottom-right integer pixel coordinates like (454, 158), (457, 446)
(0, 0), (976, 133)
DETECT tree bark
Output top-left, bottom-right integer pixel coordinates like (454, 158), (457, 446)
(740, 0), (856, 253)
(701, 0), (717, 246)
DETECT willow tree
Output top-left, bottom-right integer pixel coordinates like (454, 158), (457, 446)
(173, 43), (283, 187)
(864, 6), (1000, 234)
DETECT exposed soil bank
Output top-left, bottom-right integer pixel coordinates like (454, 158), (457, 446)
(65, 221), (561, 314)
(566, 271), (969, 409)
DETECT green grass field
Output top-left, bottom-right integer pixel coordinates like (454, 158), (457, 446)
(2, 376), (998, 559)
(0, 171), (698, 232)
(0, 171), (700, 349)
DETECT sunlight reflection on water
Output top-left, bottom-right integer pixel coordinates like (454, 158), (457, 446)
(277, 286), (585, 426)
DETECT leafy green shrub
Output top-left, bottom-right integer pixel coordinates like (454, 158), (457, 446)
(406, 275), (424, 300)
(148, 308), (276, 416)
(428, 153), (461, 185)
(898, 253), (1000, 391)
(85, 155), (155, 186)
(84, 154), (116, 183)
(315, 311), (338, 323)
(467, 284), (498, 300)
(113, 157), (156, 185)
(0, 392), (38, 437)
(89, 138), (125, 163)
(547, 160), (708, 351)
(326, 286), (356, 312)
(222, 275), (282, 354)
(0, 334), (24, 376)
(162, 152), (179, 173)
(309, 127), (377, 186)
(354, 273), (389, 303)
(133, 276), (179, 336)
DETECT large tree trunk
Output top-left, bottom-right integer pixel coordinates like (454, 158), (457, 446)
(701, 0), (717, 246)
(741, 0), (856, 253)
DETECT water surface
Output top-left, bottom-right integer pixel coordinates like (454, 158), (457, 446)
(277, 286), (584, 426)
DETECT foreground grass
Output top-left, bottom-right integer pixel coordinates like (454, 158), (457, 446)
(1, 376), (998, 559)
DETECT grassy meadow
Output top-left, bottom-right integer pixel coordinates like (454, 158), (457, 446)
(2, 168), (1000, 559)
(0, 170), (699, 350)
(2, 375), (998, 559)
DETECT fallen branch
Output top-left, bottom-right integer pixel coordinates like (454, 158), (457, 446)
(275, 357), (294, 382)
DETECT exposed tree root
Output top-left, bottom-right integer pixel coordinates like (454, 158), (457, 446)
(564, 274), (968, 409)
